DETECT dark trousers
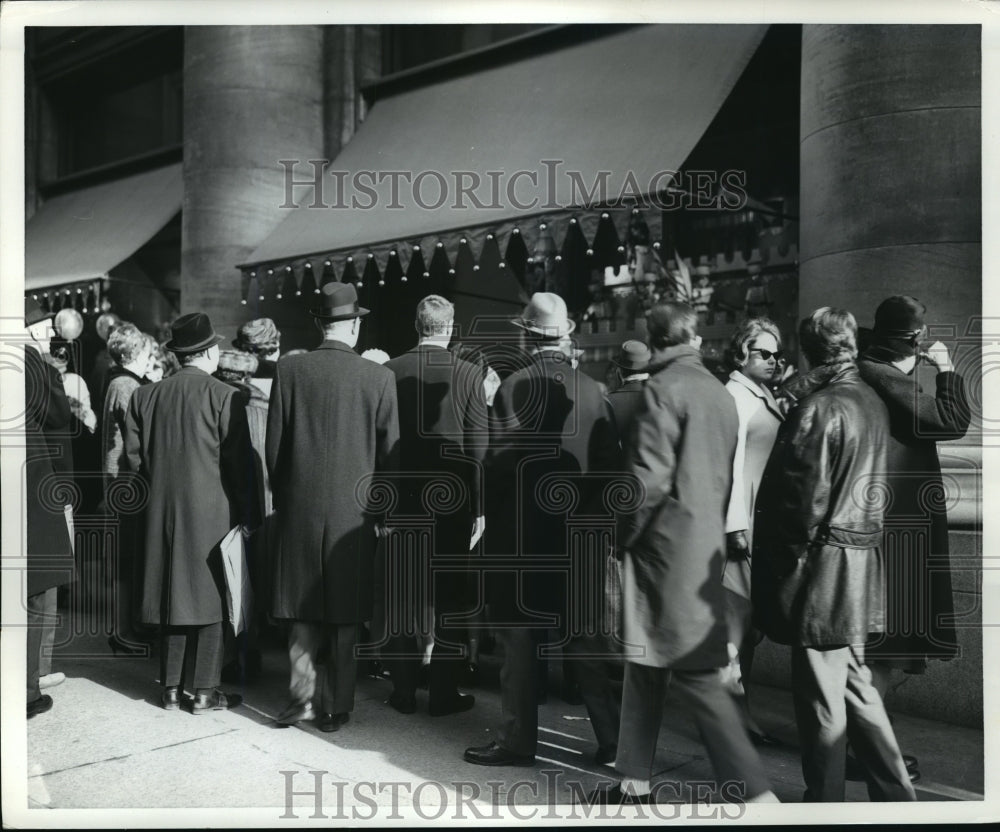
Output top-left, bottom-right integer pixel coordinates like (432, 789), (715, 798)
(161, 622), (224, 690)
(565, 635), (621, 750)
(27, 590), (48, 704)
(615, 661), (773, 799)
(288, 622), (358, 714)
(495, 626), (544, 755)
(387, 565), (469, 706)
(792, 645), (916, 801)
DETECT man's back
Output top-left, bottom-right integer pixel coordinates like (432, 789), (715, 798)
(385, 344), (486, 518)
(265, 340), (399, 624)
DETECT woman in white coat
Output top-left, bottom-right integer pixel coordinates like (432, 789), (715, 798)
(723, 318), (784, 746)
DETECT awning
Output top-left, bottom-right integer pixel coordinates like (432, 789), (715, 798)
(26, 162), (183, 291)
(243, 24), (767, 281)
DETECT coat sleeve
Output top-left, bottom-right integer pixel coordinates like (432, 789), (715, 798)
(375, 370), (400, 475)
(880, 367), (971, 442)
(755, 399), (835, 548)
(462, 369), (489, 516)
(123, 392), (143, 476)
(264, 359), (285, 483)
(219, 387), (260, 529)
(725, 388), (753, 534)
(618, 382), (681, 550)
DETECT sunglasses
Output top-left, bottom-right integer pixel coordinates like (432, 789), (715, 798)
(749, 348), (783, 361)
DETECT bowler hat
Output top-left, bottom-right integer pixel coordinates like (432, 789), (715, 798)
(613, 340), (651, 372)
(511, 292), (575, 338)
(25, 296), (51, 327)
(310, 282), (369, 321)
(164, 312), (225, 354)
(873, 295), (926, 338)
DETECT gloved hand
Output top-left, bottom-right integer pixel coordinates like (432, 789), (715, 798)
(726, 530), (750, 560)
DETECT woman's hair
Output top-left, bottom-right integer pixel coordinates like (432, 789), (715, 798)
(726, 317), (782, 371)
(107, 323), (147, 366)
(799, 307), (858, 367)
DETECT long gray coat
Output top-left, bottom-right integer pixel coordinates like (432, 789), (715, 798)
(266, 340), (399, 624)
(618, 345), (737, 670)
(125, 367), (256, 625)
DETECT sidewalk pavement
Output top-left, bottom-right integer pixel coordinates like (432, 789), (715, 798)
(23, 631), (984, 816)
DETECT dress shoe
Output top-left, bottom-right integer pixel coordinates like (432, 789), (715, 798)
(583, 784), (650, 806)
(846, 753), (920, 783)
(463, 741), (534, 767)
(38, 672), (65, 689)
(161, 686), (180, 711)
(318, 712), (350, 732)
(386, 691), (417, 715)
(429, 693), (475, 717)
(27, 694), (53, 719)
(107, 634), (147, 657)
(462, 662), (480, 687)
(748, 729), (783, 748)
(191, 689), (242, 714)
(275, 700), (315, 725)
(593, 744), (618, 765)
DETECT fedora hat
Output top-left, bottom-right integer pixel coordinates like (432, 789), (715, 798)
(873, 295), (926, 338)
(310, 282), (369, 321)
(512, 292), (575, 338)
(613, 340), (651, 372)
(165, 312), (225, 354)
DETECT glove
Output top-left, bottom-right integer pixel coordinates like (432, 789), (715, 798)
(726, 530), (750, 560)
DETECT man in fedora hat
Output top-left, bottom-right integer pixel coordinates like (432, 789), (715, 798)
(267, 282), (399, 733)
(23, 297), (75, 718)
(464, 292), (621, 767)
(606, 340), (651, 439)
(124, 312), (257, 713)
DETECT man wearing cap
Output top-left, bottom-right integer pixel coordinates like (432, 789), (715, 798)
(597, 302), (777, 805)
(606, 340), (651, 439)
(857, 296), (971, 774)
(382, 294), (486, 717)
(464, 292), (620, 767)
(23, 298), (75, 718)
(124, 312), (257, 713)
(267, 282), (399, 733)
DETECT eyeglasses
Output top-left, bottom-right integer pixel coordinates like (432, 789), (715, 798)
(749, 348), (783, 361)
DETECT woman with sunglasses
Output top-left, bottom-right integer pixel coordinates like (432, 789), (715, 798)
(722, 317), (786, 747)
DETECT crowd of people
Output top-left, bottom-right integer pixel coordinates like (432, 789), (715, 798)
(22, 282), (970, 804)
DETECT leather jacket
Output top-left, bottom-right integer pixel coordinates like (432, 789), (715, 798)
(751, 362), (890, 647)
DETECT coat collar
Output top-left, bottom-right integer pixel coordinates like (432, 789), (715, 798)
(177, 365), (208, 376)
(781, 360), (857, 402)
(861, 344), (917, 375)
(316, 339), (356, 353)
(728, 370), (783, 420)
(646, 344), (704, 376)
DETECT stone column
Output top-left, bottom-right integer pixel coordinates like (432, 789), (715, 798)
(181, 26), (325, 336)
(798, 24), (980, 348)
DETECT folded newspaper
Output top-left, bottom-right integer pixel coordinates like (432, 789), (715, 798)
(220, 526), (253, 635)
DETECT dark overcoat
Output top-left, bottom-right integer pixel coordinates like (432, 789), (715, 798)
(752, 363), (891, 647)
(125, 366), (256, 626)
(384, 344), (487, 556)
(617, 346), (737, 670)
(857, 348), (971, 662)
(485, 350), (619, 626)
(607, 378), (647, 444)
(266, 340), (399, 624)
(24, 346), (75, 596)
